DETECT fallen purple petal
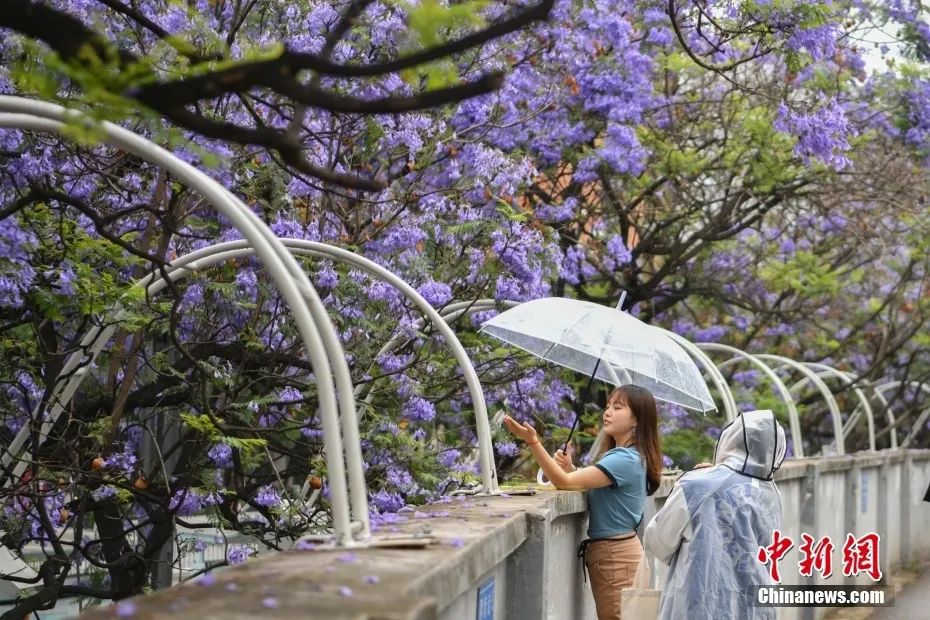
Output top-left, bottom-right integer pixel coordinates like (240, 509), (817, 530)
(115, 601), (137, 617)
(225, 582), (240, 592)
(363, 574), (380, 584)
(197, 573), (216, 587)
(295, 539), (318, 550)
(338, 586), (354, 597)
(336, 552), (357, 563)
(447, 537), (466, 548)
(262, 597), (279, 609)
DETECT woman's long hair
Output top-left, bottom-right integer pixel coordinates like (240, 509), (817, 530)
(591, 385), (662, 496)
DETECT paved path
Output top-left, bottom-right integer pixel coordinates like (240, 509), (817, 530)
(869, 563), (930, 620)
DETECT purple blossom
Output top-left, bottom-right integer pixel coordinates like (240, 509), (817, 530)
(208, 443), (233, 469)
(104, 448), (138, 477)
(92, 485), (117, 502)
(774, 98), (856, 170)
(605, 235), (632, 268)
(227, 545), (254, 565)
(786, 23), (839, 60)
(403, 396), (436, 422)
(694, 325), (727, 342)
(169, 490), (202, 516)
(437, 450), (461, 469)
(196, 573), (217, 587)
(416, 279), (453, 307)
(253, 485), (282, 509)
(370, 490), (405, 513)
(115, 601), (137, 617)
(495, 441), (519, 457)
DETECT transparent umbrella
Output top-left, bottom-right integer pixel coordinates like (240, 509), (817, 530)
(479, 295), (716, 448)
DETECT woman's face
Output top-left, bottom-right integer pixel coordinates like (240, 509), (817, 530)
(603, 393), (636, 436)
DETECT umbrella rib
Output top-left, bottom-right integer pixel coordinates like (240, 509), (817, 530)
(541, 311), (596, 363)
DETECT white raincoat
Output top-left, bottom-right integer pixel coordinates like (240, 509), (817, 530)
(644, 409), (787, 620)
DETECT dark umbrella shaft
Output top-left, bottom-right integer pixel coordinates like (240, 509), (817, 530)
(563, 358), (601, 453)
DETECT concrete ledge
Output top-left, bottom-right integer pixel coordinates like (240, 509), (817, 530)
(776, 459), (815, 481)
(79, 491), (588, 620)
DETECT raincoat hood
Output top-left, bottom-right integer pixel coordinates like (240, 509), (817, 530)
(713, 409), (787, 480)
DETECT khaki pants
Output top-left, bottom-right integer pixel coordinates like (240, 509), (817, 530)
(584, 536), (643, 620)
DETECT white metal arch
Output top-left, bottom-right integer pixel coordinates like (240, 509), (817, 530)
(697, 343), (806, 458)
(657, 330), (737, 422)
(346, 299), (520, 494)
(872, 381), (930, 448)
(160, 240), (499, 494)
(0, 99), (361, 545)
(793, 363), (877, 452)
(753, 354), (846, 455)
(867, 385), (896, 449)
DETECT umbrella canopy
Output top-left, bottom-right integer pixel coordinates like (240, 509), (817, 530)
(479, 297), (716, 413)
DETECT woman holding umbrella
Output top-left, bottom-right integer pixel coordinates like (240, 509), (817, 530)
(503, 385), (663, 620)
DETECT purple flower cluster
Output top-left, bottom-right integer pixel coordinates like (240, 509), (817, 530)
(104, 446), (138, 477)
(774, 98), (856, 170)
(208, 443), (233, 469)
(903, 78), (930, 157)
(169, 489), (222, 517)
(403, 396), (436, 422)
(253, 485), (282, 509)
(227, 545), (255, 565)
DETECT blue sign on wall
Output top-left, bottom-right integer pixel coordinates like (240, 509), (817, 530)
(477, 576), (495, 620)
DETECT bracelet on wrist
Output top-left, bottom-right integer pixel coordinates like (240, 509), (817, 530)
(526, 439), (540, 447)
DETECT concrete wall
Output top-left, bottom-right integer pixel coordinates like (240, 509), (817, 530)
(76, 449), (930, 620)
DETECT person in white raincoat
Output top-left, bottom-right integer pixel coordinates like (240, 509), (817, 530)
(643, 409), (787, 620)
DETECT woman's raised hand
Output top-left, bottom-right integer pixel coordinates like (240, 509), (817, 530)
(502, 415), (539, 445)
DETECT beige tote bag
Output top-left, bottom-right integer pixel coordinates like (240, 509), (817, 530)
(620, 553), (660, 620)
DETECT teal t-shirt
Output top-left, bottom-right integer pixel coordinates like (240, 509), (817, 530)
(587, 446), (646, 539)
